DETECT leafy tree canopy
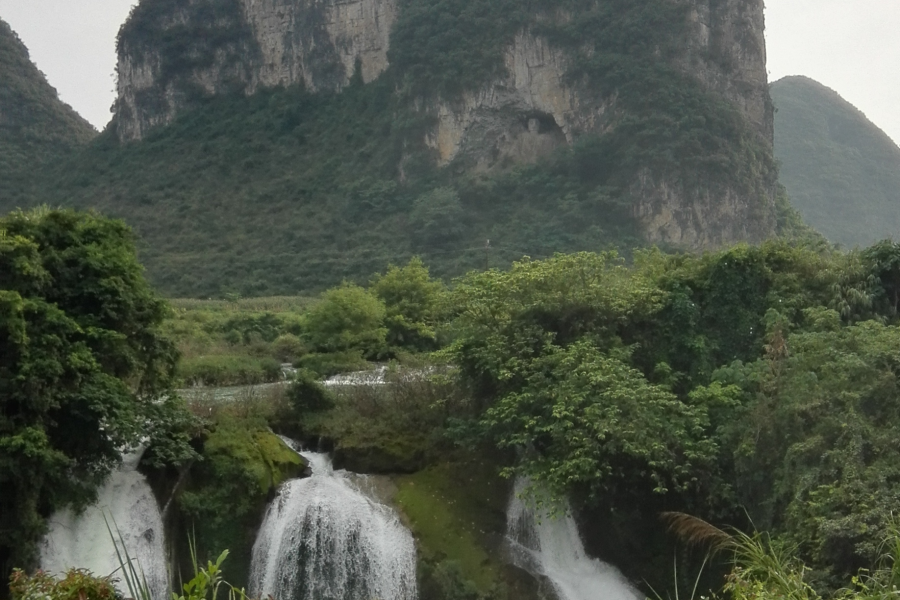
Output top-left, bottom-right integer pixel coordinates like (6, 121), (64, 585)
(303, 282), (387, 357)
(0, 208), (188, 576)
(370, 256), (445, 351)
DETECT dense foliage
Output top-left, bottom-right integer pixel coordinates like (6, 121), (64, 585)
(433, 240), (900, 587)
(0, 208), (193, 580)
(9, 230), (900, 600)
(160, 258), (444, 385)
(159, 237), (900, 596)
(772, 76), (900, 248)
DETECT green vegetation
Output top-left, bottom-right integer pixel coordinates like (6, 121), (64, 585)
(175, 404), (304, 590)
(8, 206), (900, 600)
(772, 76), (900, 248)
(371, 257), (445, 351)
(156, 236), (900, 595)
(162, 301), (306, 386)
(2, 0), (776, 296)
(436, 240), (900, 590)
(0, 18), (95, 199)
(394, 459), (511, 596)
(662, 515), (900, 600)
(299, 365), (452, 473)
(160, 257), (445, 385)
(0, 208), (195, 580)
(5, 78), (642, 297)
(9, 569), (117, 600)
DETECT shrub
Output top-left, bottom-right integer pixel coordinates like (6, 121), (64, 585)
(287, 371), (335, 413)
(303, 283), (387, 357)
(178, 354), (282, 386)
(272, 333), (307, 362)
(370, 257), (445, 351)
(9, 569), (117, 600)
(295, 351), (368, 378)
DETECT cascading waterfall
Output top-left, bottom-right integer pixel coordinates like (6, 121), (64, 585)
(506, 477), (639, 600)
(250, 437), (417, 600)
(40, 448), (169, 600)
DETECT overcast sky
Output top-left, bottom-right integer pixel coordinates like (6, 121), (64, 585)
(0, 0), (898, 146)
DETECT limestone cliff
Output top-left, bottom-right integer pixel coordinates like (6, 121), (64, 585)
(114, 0), (777, 249)
(116, 0), (395, 140)
(423, 0), (775, 246)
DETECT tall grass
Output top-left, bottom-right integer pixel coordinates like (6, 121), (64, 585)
(106, 517), (253, 600)
(104, 516), (154, 600)
(662, 513), (900, 600)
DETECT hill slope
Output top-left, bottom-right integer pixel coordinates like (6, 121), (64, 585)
(3, 0), (778, 297)
(772, 76), (900, 247)
(0, 17), (96, 195)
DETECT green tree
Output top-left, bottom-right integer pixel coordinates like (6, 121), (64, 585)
(446, 251), (664, 406)
(370, 257), (444, 351)
(721, 315), (900, 576)
(484, 341), (717, 500)
(863, 240), (900, 319)
(0, 208), (184, 577)
(303, 282), (387, 358)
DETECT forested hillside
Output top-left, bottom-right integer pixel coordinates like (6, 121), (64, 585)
(0, 18), (96, 199)
(772, 76), (900, 247)
(0, 0), (780, 298)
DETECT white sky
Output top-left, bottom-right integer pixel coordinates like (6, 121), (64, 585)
(0, 0), (898, 146)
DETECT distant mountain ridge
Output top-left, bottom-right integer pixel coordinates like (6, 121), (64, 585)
(771, 75), (900, 247)
(0, 17), (96, 184)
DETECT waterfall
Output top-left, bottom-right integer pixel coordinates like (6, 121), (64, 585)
(40, 448), (169, 600)
(506, 478), (639, 600)
(250, 438), (417, 600)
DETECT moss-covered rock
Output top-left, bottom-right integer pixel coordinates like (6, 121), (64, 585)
(333, 435), (426, 474)
(392, 455), (541, 600)
(175, 421), (305, 589)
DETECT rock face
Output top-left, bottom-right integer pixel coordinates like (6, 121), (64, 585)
(115, 0), (396, 141)
(114, 0), (776, 248)
(246, 0), (396, 90)
(426, 32), (581, 170)
(425, 0), (775, 245)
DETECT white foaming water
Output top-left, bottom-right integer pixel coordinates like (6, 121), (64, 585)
(40, 449), (168, 600)
(250, 438), (417, 600)
(506, 478), (639, 600)
(322, 366), (388, 387)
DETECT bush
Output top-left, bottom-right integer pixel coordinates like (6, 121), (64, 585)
(178, 354), (283, 386)
(287, 371), (335, 413)
(295, 351), (368, 378)
(371, 257), (445, 351)
(304, 283), (387, 357)
(9, 569), (117, 600)
(272, 333), (307, 362)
